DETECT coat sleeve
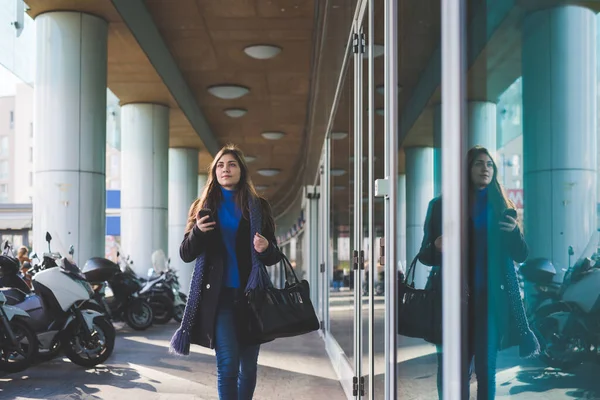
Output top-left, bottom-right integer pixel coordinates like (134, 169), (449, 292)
(418, 198), (442, 267)
(257, 199), (283, 266)
(504, 224), (529, 263)
(179, 225), (209, 263)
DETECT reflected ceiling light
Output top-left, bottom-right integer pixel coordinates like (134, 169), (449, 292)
(261, 131), (286, 140)
(257, 168), (281, 177)
(244, 44), (282, 60)
(224, 108), (247, 118)
(331, 169), (346, 176)
(244, 155), (257, 163)
(362, 44), (385, 59)
(255, 185), (269, 190)
(376, 84), (402, 95)
(208, 85), (250, 99)
(331, 132), (348, 140)
(334, 185), (346, 191)
(376, 108), (385, 116)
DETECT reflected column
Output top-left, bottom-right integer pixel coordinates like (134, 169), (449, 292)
(397, 174), (407, 271)
(522, 5), (597, 272)
(33, 12), (108, 265)
(405, 147), (434, 289)
(120, 103), (170, 276)
(198, 174), (208, 197)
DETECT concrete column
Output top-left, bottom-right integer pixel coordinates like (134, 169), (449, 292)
(168, 148), (198, 295)
(433, 102), (497, 196)
(33, 12), (108, 265)
(397, 174), (407, 271)
(198, 174), (208, 197)
(120, 103), (170, 277)
(405, 147), (434, 289)
(522, 5), (597, 274)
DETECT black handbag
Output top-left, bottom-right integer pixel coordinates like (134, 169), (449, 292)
(397, 255), (442, 345)
(244, 253), (320, 342)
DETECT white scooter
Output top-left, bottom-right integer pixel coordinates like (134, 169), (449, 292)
(2, 233), (115, 367)
(0, 291), (37, 372)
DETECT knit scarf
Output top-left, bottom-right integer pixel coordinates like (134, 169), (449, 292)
(169, 195), (271, 356)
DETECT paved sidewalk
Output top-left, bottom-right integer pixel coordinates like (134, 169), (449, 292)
(0, 321), (346, 400)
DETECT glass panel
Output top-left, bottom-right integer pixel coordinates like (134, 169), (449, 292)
(329, 59), (355, 363)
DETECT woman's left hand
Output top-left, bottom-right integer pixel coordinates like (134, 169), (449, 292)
(499, 215), (518, 232)
(254, 233), (269, 253)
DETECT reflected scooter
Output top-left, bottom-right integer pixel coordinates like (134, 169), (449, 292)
(140, 256), (186, 324)
(0, 233), (115, 367)
(520, 231), (600, 369)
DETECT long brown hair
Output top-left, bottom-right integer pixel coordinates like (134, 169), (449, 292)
(184, 144), (271, 234)
(467, 145), (515, 218)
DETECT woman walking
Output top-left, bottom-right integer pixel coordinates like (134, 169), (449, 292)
(170, 144), (282, 400)
(418, 145), (539, 399)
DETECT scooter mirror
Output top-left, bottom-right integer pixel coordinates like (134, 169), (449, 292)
(3, 240), (9, 250)
(68, 245), (74, 255)
(45, 232), (52, 242)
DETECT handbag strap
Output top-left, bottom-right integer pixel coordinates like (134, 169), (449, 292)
(279, 253), (302, 284)
(405, 255), (419, 285)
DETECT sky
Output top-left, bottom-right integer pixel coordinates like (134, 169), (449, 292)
(0, 64), (24, 97)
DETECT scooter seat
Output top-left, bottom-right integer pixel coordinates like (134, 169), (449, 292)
(0, 287), (28, 305)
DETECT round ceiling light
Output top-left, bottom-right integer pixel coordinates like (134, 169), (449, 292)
(331, 132), (348, 140)
(224, 108), (247, 118)
(257, 168), (281, 177)
(255, 185), (269, 190)
(244, 155), (257, 163)
(208, 85), (250, 100)
(244, 44), (282, 60)
(334, 185), (346, 191)
(261, 131), (286, 140)
(331, 169), (346, 177)
(362, 44), (385, 59)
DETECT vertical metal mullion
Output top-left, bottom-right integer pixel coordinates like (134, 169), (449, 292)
(324, 137), (331, 334)
(441, 0), (467, 399)
(367, 0), (375, 398)
(384, 0), (398, 398)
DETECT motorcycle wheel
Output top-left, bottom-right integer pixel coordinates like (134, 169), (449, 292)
(0, 317), (39, 373)
(534, 312), (589, 370)
(37, 338), (62, 361)
(125, 300), (153, 331)
(150, 294), (174, 325)
(173, 293), (186, 323)
(63, 316), (115, 368)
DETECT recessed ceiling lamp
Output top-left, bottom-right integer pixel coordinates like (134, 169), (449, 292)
(331, 169), (346, 176)
(334, 185), (346, 191)
(331, 132), (348, 140)
(208, 85), (250, 100)
(362, 44), (385, 59)
(224, 108), (247, 118)
(244, 155), (257, 163)
(257, 168), (281, 177)
(244, 44), (282, 60)
(376, 108), (385, 116)
(261, 131), (286, 140)
(255, 185), (269, 190)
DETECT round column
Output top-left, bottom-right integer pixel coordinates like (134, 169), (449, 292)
(33, 12), (108, 265)
(168, 148), (198, 295)
(405, 147), (434, 289)
(120, 103), (169, 276)
(197, 173), (208, 197)
(397, 174), (407, 271)
(522, 5), (597, 273)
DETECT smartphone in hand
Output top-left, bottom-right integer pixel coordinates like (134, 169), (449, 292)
(198, 208), (213, 223)
(503, 208), (517, 220)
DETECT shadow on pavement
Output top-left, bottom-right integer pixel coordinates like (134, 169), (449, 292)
(508, 367), (600, 398)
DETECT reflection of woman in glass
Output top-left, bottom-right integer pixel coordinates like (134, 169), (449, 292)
(418, 146), (539, 399)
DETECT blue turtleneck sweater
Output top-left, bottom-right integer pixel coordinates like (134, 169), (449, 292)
(218, 187), (242, 288)
(472, 187), (489, 295)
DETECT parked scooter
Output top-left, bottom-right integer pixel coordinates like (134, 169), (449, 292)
(0, 290), (38, 372)
(0, 233), (115, 367)
(520, 231), (600, 369)
(82, 257), (154, 331)
(142, 258), (186, 324)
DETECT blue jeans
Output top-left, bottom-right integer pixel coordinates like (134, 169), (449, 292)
(215, 292), (260, 400)
(436, 311), (499, 399)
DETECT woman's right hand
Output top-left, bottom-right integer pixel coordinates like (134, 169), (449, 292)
(196, 214), (216, 233)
